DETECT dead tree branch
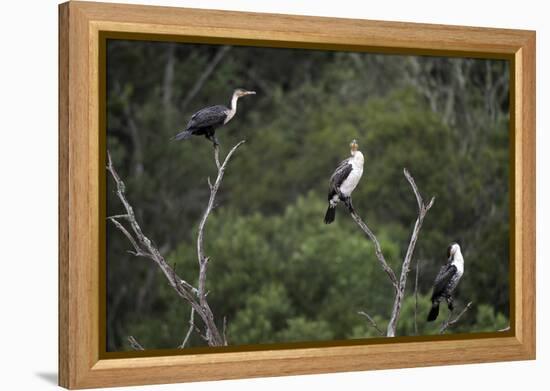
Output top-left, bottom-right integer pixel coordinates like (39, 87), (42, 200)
(179, 307), (195, 349)
(127, 336), (145, 351)
(107, 141), (244, 347)
(348, 169), (434, 337)
(414, 259), (421, 335)
(348, 212), (399, 290)
(222, 316), (228, 346)
(386, 169), (435, 337)
(358, 311), (384, 336)
(439, 301), (473, 334)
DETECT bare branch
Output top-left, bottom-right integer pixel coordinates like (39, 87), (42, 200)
(223, 316), (228, 346)
(127, 336), (144, 351)
(348, 210), (399, 290)
(192, 140), (245, 346)
(404, 168), (424, 212)
(348, 168), (434, 338)
(197, 141), (245, 265)
(107, 149), (233, 346)
(386, 169), (435, 337)
(358, 311), (384, 336)
(214, 145), (221, 170)
(108, 217), (147, 258)
(439, 301), (473, 334)
(414, 259), (421, 335)
(179, 307), (195, 349)
(108, 214), (130, 220)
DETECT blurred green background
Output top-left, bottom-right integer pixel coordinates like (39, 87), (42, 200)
(106, 40), (510, 351)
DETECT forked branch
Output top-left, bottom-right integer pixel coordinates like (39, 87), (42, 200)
(350, 168), (434, 337)
(107, 141), (245, 347)
(439, 301), (473, 334)
(348, 212), (399, 290)
(386, 169), (435, 337)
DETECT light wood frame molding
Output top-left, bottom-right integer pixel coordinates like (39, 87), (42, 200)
(58, 1), (536, 389)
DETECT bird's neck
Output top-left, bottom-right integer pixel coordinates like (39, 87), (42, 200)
(351, 151), (364, 168)
(230, 93), (239, 114)
(223, 94), (239, 125)
(452, 250), (464, 271)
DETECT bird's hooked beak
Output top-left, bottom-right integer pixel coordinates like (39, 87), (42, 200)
(242, 90), (256, 96)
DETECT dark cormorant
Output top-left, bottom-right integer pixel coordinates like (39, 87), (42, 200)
(427, 242), (465, 321)
(173, 88), (256, 146)
(324, 140), (364, 224)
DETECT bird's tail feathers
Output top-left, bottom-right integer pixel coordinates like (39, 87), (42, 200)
(172, 129), (193, 141)
(427, 302), (440, 322)
(324, 205), (336, 224)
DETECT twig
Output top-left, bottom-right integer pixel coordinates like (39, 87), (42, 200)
(108, 214), (130, 220)
(386, 169), (435, 337)
(214, 145), (221, 170)
(414, 259), (421, 335)
(358, 311), (384, 336)
(108, 217), (147, 258)
(439, 301), (473, 334)
(127, 336), (144, 351)
(223, 316), (228, 346)
(179, 307), (195, 349)
(348, 211), (399, 290)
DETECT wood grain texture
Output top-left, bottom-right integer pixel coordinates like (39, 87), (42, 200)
(58, 3), (70, 387)
(58, 1), (536, 388)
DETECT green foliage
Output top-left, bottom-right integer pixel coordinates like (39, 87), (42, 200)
(106, 41), (510, 351)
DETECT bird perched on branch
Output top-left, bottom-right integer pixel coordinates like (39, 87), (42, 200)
(324, 139), (364, 224)
(173, 88), (256, 146)
(427, 242), (465, 321)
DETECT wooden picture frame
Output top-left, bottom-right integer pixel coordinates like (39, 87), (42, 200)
(58, 1), (536, 389)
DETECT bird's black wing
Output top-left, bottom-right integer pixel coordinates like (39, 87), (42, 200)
(187, 105), (228, 129)
(431, 263), (457, 299)
(329, 158), (353, 193)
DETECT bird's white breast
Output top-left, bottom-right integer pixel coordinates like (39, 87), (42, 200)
(223, 108), (236, 124)
(452, 251), (464, 277)
(340, 152), (364, 196)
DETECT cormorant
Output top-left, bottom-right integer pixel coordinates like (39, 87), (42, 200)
(324, 140), (364, 224)
(427, 242), (465, 321)
(173, 88), (256, 146)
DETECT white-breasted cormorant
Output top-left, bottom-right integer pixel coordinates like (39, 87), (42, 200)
(173, 88), (256, 146)
(427, 242), (465, 321)
(324, 140), (364, 224)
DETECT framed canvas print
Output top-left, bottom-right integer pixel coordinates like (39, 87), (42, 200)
(58, 1), (536, 389)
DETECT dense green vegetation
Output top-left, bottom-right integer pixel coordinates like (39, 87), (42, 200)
(106, 40), (510, 351)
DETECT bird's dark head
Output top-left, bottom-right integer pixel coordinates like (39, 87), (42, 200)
(234, 88), (256, 98)
(447, 242), (461, 259)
